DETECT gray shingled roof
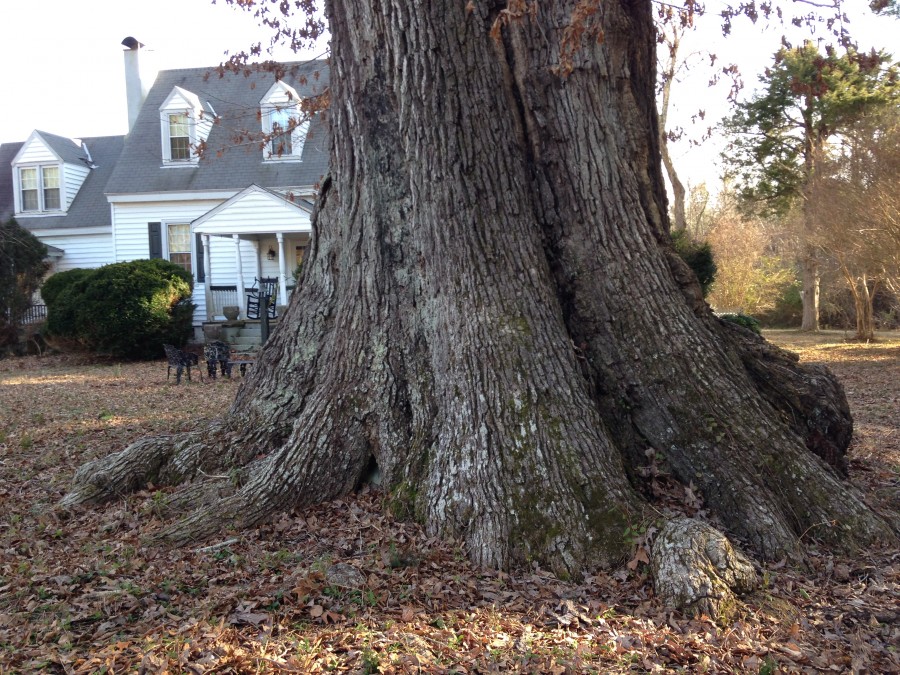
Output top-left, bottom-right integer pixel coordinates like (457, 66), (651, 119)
(105, 60), (330, 195)
(34, 131), (92, 166)
(0, 135), (125, 229)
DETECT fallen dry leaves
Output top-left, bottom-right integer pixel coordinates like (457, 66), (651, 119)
(0, 333), (898, 673)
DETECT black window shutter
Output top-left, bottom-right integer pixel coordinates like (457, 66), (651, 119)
(148, 222), (162, 259)
(195, 232), (205, 282)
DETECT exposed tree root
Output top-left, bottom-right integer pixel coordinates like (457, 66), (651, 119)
(57, 0), (898, 582)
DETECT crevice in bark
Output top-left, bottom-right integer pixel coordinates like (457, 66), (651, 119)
(59, 0), (897, 581)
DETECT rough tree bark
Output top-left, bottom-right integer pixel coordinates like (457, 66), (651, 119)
(60, 1), (895, 579)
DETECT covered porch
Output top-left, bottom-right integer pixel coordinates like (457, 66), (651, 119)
(192, 185), (313, 321)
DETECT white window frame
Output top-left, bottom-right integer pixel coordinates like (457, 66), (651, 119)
(262, 104), (308, 161)
(15, 163), (63, 214)
(167, 113), (192, 161)
(163, 221), (193, 274)
(260, 81), (308, 162)
(267, 106), (296, 157)
(161, 111), (198, 166)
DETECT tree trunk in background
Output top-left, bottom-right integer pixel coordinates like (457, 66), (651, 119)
(801, 252), (820, 332)
(661, 138), (687, 232)
(843, 266), (877, 341)
(61, 1), (895, 577)
(658, 23), (687, 232)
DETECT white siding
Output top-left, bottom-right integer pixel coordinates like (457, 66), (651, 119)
(195, 190), (312, 235)
(258, 235), (309, 280)
(16, 137), (57, 164)
(63, 162), (91, 210)
(113, 200), (221, 262)
(205, 234), (264, 290)
(196, 113), (213, 146)
(37, 231), (113, 272)
(113, 194), (310, 326)
(113, 198), (279, 325)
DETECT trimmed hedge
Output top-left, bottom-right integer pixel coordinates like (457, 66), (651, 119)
(45, 259), (195, 359)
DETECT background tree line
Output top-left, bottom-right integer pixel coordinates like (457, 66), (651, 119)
(668, 41), (900, 339)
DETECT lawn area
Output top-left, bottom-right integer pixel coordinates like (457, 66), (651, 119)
(0, 334), (897, 673)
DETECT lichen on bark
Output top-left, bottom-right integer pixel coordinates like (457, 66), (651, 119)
(651, 518), (758, 621)
(59, 0), (896, 585)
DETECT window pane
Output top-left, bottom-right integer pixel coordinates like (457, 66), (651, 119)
(169, 114), (191, 160)
(20, 168), (38, 210)
(42, 166), (59, 187)
(22, 189), (38, 211)
(169, 252), (192, 271)
(43, 188), (60, 210)
(270, 133), (292, 155)
(269, 108), (294, 155)
(169, 113), (189, 136)
(167, 224), (192, 273)
(20, 167), (38, 189)
(170, 137), (191, 160)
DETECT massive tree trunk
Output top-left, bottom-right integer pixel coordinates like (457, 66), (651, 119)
(61, 1), (895, 577)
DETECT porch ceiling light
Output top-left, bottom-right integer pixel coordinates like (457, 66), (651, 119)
(267, 247), (276, 261)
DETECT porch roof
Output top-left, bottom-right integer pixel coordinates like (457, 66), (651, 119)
(193, 184), (313, 237)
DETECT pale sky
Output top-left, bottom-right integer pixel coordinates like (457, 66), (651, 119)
(662, 2), (898, 193)
(0, 0), (895, 191)
(0, 0), (325, 142)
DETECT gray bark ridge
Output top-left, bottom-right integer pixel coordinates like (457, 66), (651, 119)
(59, 0), (896, 576)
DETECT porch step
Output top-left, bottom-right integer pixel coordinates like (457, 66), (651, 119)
(231, 335), (263, 346)
(206, 319), (282, 353)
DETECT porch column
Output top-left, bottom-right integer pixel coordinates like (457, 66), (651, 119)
(233, 234), (246, 318)
(253, 240), (262, 283)
(276, 232), (288, 305)
(202, 234), (213, 321)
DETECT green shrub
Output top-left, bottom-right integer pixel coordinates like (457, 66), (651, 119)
(40, 268), (95, 307)
(1, 218), (49, 349)
(755, 279), (802, 328)
(718, 312), (762, 334)
(671, 229), (717, 297)
(43, 269), (96, 340)
(44, 260), (194, 359)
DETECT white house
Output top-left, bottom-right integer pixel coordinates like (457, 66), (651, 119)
(0, 131), (124, 273)
(0, 38), (329, 333)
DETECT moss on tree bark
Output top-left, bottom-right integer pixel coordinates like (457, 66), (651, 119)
(60, 0), (895, 580)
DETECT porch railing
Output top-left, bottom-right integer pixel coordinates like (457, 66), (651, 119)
(208, 285), (238, 319)
(19, 304), (47, 325)
(206, 284), (294, 316)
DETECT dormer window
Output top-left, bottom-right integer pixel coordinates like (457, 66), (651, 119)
(12, 131), (92, 216)
(269, 108), (294, 156)
(260, 81), (308, 161)
(168, 114), (192, 161)
(19, 165), (61, 212)
(159, 86), (213, 166)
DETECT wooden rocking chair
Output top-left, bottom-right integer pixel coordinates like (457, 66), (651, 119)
(246, 277), (278, 320)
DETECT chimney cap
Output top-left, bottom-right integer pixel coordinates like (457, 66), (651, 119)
(121, 36), (143, 50)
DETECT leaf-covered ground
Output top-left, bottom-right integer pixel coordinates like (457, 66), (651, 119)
(1, 332), (897, 674)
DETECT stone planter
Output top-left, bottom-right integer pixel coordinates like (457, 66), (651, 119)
(223, 306), (240, 321)
(202, 322), (222, 342)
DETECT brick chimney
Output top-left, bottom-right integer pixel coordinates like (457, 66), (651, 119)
(122, 37), (149, 132)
